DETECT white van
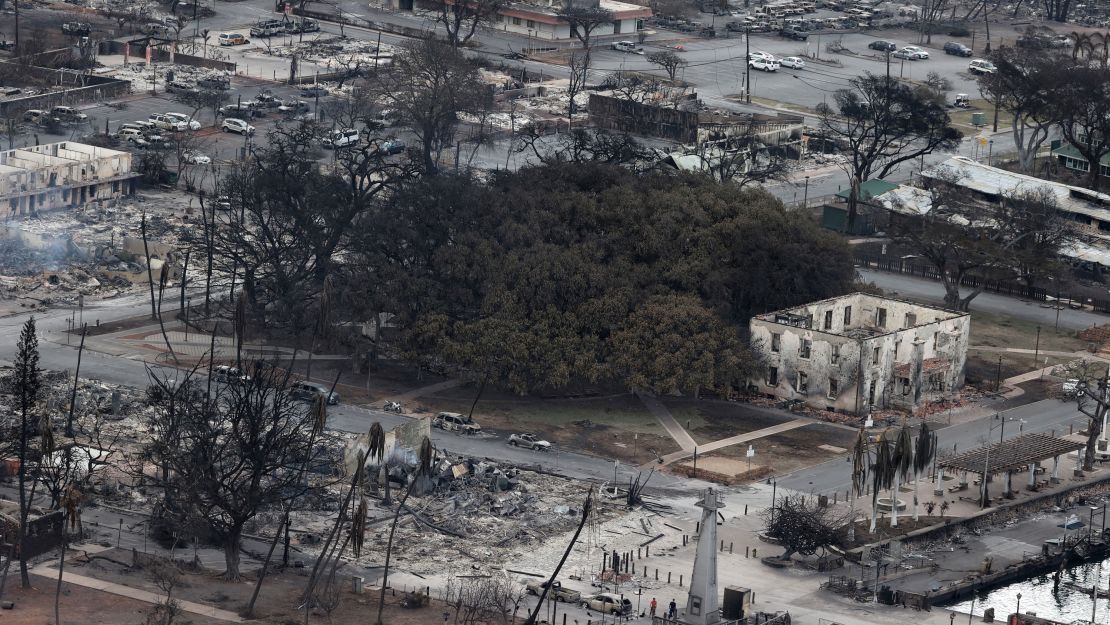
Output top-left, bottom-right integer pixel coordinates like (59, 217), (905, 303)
(323, 128), (359, 149)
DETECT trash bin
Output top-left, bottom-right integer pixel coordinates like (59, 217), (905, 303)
(971, 112), (985, 126)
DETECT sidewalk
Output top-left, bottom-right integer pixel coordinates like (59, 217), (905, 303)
(30, 552), (245, 623)
(656, 419), (811, 466)
(635, 391), (697, 452)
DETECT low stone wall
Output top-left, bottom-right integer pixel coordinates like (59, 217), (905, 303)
(98, 41), (237, 72)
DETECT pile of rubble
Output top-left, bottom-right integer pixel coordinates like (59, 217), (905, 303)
(0, 192), (190, 307)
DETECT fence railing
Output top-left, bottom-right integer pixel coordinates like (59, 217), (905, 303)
(854, 253), (1110, 315)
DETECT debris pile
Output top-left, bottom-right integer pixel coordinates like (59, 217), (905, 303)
(0, 191), (190, 309)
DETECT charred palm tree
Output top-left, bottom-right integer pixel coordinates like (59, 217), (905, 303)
(848, 427), (870, 542)
(525, 488), (593, 625)
(911, 422), (937, 522)
(301, 419), (386, 624)
(869, 430), (894, 533)
(376, 437), (435, 625)
(890, 422), (914, 528)
(1072, 31), (1096, 61)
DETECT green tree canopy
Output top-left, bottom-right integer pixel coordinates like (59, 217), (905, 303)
(358, 163), (855, 396)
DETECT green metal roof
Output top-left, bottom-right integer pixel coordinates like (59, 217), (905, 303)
(834, 179), (899, 201)
(1052, 142), (1110, 166)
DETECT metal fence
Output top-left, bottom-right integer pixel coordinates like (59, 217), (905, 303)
(855, 253), (1110, 314)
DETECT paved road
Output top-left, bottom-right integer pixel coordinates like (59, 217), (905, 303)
(858, 268), (1108, 331)
(778, 398), (1088, 495)
(0, 292), (694, 498)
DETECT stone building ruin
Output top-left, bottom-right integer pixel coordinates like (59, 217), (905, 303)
(748, 293), (970, 416)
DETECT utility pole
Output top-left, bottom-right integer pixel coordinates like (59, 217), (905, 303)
(745, 27), (751, 104)
(13, 0), (19, 55)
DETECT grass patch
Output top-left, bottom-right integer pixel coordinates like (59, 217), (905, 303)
(419, 393), (666, 435)
(965, 309), (1089, 384)
(949, 99), (1011, 132)
(970, 310), (1086, 353)
(746, 95), (822, 116)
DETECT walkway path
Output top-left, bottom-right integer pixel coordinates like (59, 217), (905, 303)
(30, 560), (245, 623)
(656, 419), (812, 466)
(635, 391), (697, 452)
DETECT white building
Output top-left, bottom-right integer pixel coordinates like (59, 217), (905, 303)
(490, 0), (651, 41)
(749, 293), (970, 416)
(0, 142), (138, 219)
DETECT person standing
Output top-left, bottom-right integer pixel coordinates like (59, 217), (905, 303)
(650, 597), (657, 618)
(668, 599), (677, 620)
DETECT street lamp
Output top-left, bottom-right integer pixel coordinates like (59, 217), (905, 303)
(803, 175), (810, 207)
(1015, 592), (1022, 617)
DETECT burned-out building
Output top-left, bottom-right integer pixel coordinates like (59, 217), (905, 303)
(749, 293), (970, 416)
(1, 142), (138, 219)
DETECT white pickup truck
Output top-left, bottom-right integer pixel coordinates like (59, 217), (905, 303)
(611, 41), (644, 54)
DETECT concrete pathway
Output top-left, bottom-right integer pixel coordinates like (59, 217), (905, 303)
(656, 419), (812, 466)
(635, 391), (697, 452)
(30, 561), (246, 623)
(970, 345), (1079, 357)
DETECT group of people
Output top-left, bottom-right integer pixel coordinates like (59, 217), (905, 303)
(648, 598), (678, 620)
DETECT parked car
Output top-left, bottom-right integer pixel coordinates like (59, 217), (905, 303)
(581, 594), (632, 616)
(1016, 35), (1049, 49)
(165, 80), (196, 94)
(288, 381), (335, 406)
(780, 26), (808, 40)
(943, 41), (973, 56)
(779, 56), (806, 69)
(250, 20), (284, 37)
(902, 45), (929, 58)
(213, 365), (248, 384)
(285, 18), (319, 33)
(254, 93), (282, 108)
(749, 57), (780, 71)
(219, 103), (255, 118)
(197, 75), (231, 90)
(23, 109), (59, 125)
(366, 109), (398, 129)
(1063, 379), (1082, 398)
(164, 112), (201, 130)
(218, 32), (248, 46)
(968, 58), (996, 74)
(117, 128), (150, 146)
(290, 381), (339, 405)
(300, 85), (329, 98)
(182, 151), (211, 164)
(150, 112), (189, 132)
(323, 128), (360, 149)
(508, 433), (551, 450)
(748, 51), (775, 62)
(278, 99), (311, 114)
(868, 40), (896, 51)
(51, 105), (87, 122)
(221, 118), (255, 135)
(0, 41), (15, 51)
(611, 40), (644, 54)
(893, 46), (928, 60)
(525, 581), (580, 602)
(62, 22), (91, 36)
(379, 139), (406, 155)
(433, 412), (481, 434)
